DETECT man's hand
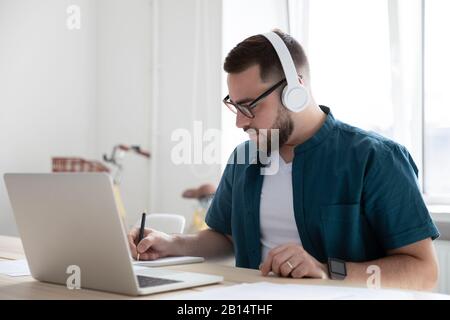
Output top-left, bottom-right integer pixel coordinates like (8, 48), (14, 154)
(260, 243), (328, 279)
(127, 227), (178, 260)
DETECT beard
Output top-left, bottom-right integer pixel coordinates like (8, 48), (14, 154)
(245, 105), (294, 155)
(269, 105), (294, 151)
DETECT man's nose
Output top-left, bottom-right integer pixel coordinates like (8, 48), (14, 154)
(235, 110), (251, 129)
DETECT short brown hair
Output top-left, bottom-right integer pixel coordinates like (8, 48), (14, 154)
(223, 29), (310, 82)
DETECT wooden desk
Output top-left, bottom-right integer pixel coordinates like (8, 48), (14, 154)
(0, 235), (363, 300)
(1, 235), (447, 300)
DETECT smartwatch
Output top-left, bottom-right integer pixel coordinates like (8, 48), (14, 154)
(327, 258), (347, 280)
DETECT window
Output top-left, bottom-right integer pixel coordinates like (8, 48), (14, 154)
(222, 0), (450, 203)
(307, 0), (394, 139)
(304, 0), (426, 189)
(424, 0), (450, 199)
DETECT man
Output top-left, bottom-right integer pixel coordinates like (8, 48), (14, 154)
(128, 30), (439, 290)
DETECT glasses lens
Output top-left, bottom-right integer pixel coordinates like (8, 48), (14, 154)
(224, 101), (237, 114)
(237, 105), (254, 118)
(224, 100), (254, 118)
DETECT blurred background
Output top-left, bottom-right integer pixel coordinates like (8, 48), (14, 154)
(0, 0), (449, 247)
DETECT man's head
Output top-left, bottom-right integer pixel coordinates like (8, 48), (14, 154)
(223, 29), (311, 151)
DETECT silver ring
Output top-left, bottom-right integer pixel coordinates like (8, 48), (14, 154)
(286, 261), (294, 269)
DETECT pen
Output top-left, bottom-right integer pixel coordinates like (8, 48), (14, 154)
(136, 212), (146, 261)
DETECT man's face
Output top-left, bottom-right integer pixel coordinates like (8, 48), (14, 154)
(227, 64), (293, 151)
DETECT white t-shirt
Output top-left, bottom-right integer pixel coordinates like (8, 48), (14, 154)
(260, 151), (302, 262)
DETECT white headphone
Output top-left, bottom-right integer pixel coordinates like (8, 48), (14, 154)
(261, 32), (309, 113)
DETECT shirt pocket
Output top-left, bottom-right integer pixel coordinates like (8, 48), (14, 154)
(320, 204), (367, 262)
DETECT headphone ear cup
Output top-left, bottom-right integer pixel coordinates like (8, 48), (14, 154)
(280, 84), (289, 109)
(282, 85), (309, 112)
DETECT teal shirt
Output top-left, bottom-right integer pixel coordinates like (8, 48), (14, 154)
(206, 106), (440, 269)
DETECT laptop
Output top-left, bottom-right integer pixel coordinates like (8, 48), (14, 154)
(4, 173), (223, 296)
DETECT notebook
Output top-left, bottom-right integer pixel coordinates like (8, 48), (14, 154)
(132, 256), (204, 267)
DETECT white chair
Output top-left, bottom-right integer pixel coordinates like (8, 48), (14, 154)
(136, 213), (186, 234)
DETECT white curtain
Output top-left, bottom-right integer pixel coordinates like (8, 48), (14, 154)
(148, 0), (223, 223)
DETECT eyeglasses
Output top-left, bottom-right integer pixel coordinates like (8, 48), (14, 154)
(223, 78), (287, 119)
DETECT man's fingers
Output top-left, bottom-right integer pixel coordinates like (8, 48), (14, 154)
(291, 261), (309, 279)
(127, 234), (138, 257)
(270, 249), (296, 275)
(129, 228), (139, 243)
(269, 244), (292, 256)
(261, 247), (290, 276)
(260, 254), (274, 276)
(261, 245), (306, 276)
(137, 234), (156, 253)
(279, 254), (303, 277)
(130, 228), (155, 244)
(137, 251), (160, 261)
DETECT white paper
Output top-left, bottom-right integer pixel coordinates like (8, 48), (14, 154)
(132, 256), (204, 267)
(171, 282), (450, 300)
(0, 259), (31, 277)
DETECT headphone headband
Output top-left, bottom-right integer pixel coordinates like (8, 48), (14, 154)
(261, 32), (309, 112)
(262, 32), (300, 89)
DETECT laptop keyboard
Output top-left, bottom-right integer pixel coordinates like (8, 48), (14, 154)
(137, 275), (182, 288)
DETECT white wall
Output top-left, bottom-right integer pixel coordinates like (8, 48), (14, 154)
(95, 0), (152, 228)
(150, 0), (222, 230)
(0, 0), (223, 235)
(95, 0), (223, 229)
(221, 0), (289, 166)
(0, 0), (98, 235)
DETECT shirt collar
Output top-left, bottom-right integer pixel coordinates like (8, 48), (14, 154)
(294, 105), (336, 154)
(246, 105), (336, 165)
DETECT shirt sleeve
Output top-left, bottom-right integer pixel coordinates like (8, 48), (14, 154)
(363, 143), (440, 251)
(205, 153), (235, 236)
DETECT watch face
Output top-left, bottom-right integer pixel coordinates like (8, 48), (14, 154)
(330, 259), (346, 275)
